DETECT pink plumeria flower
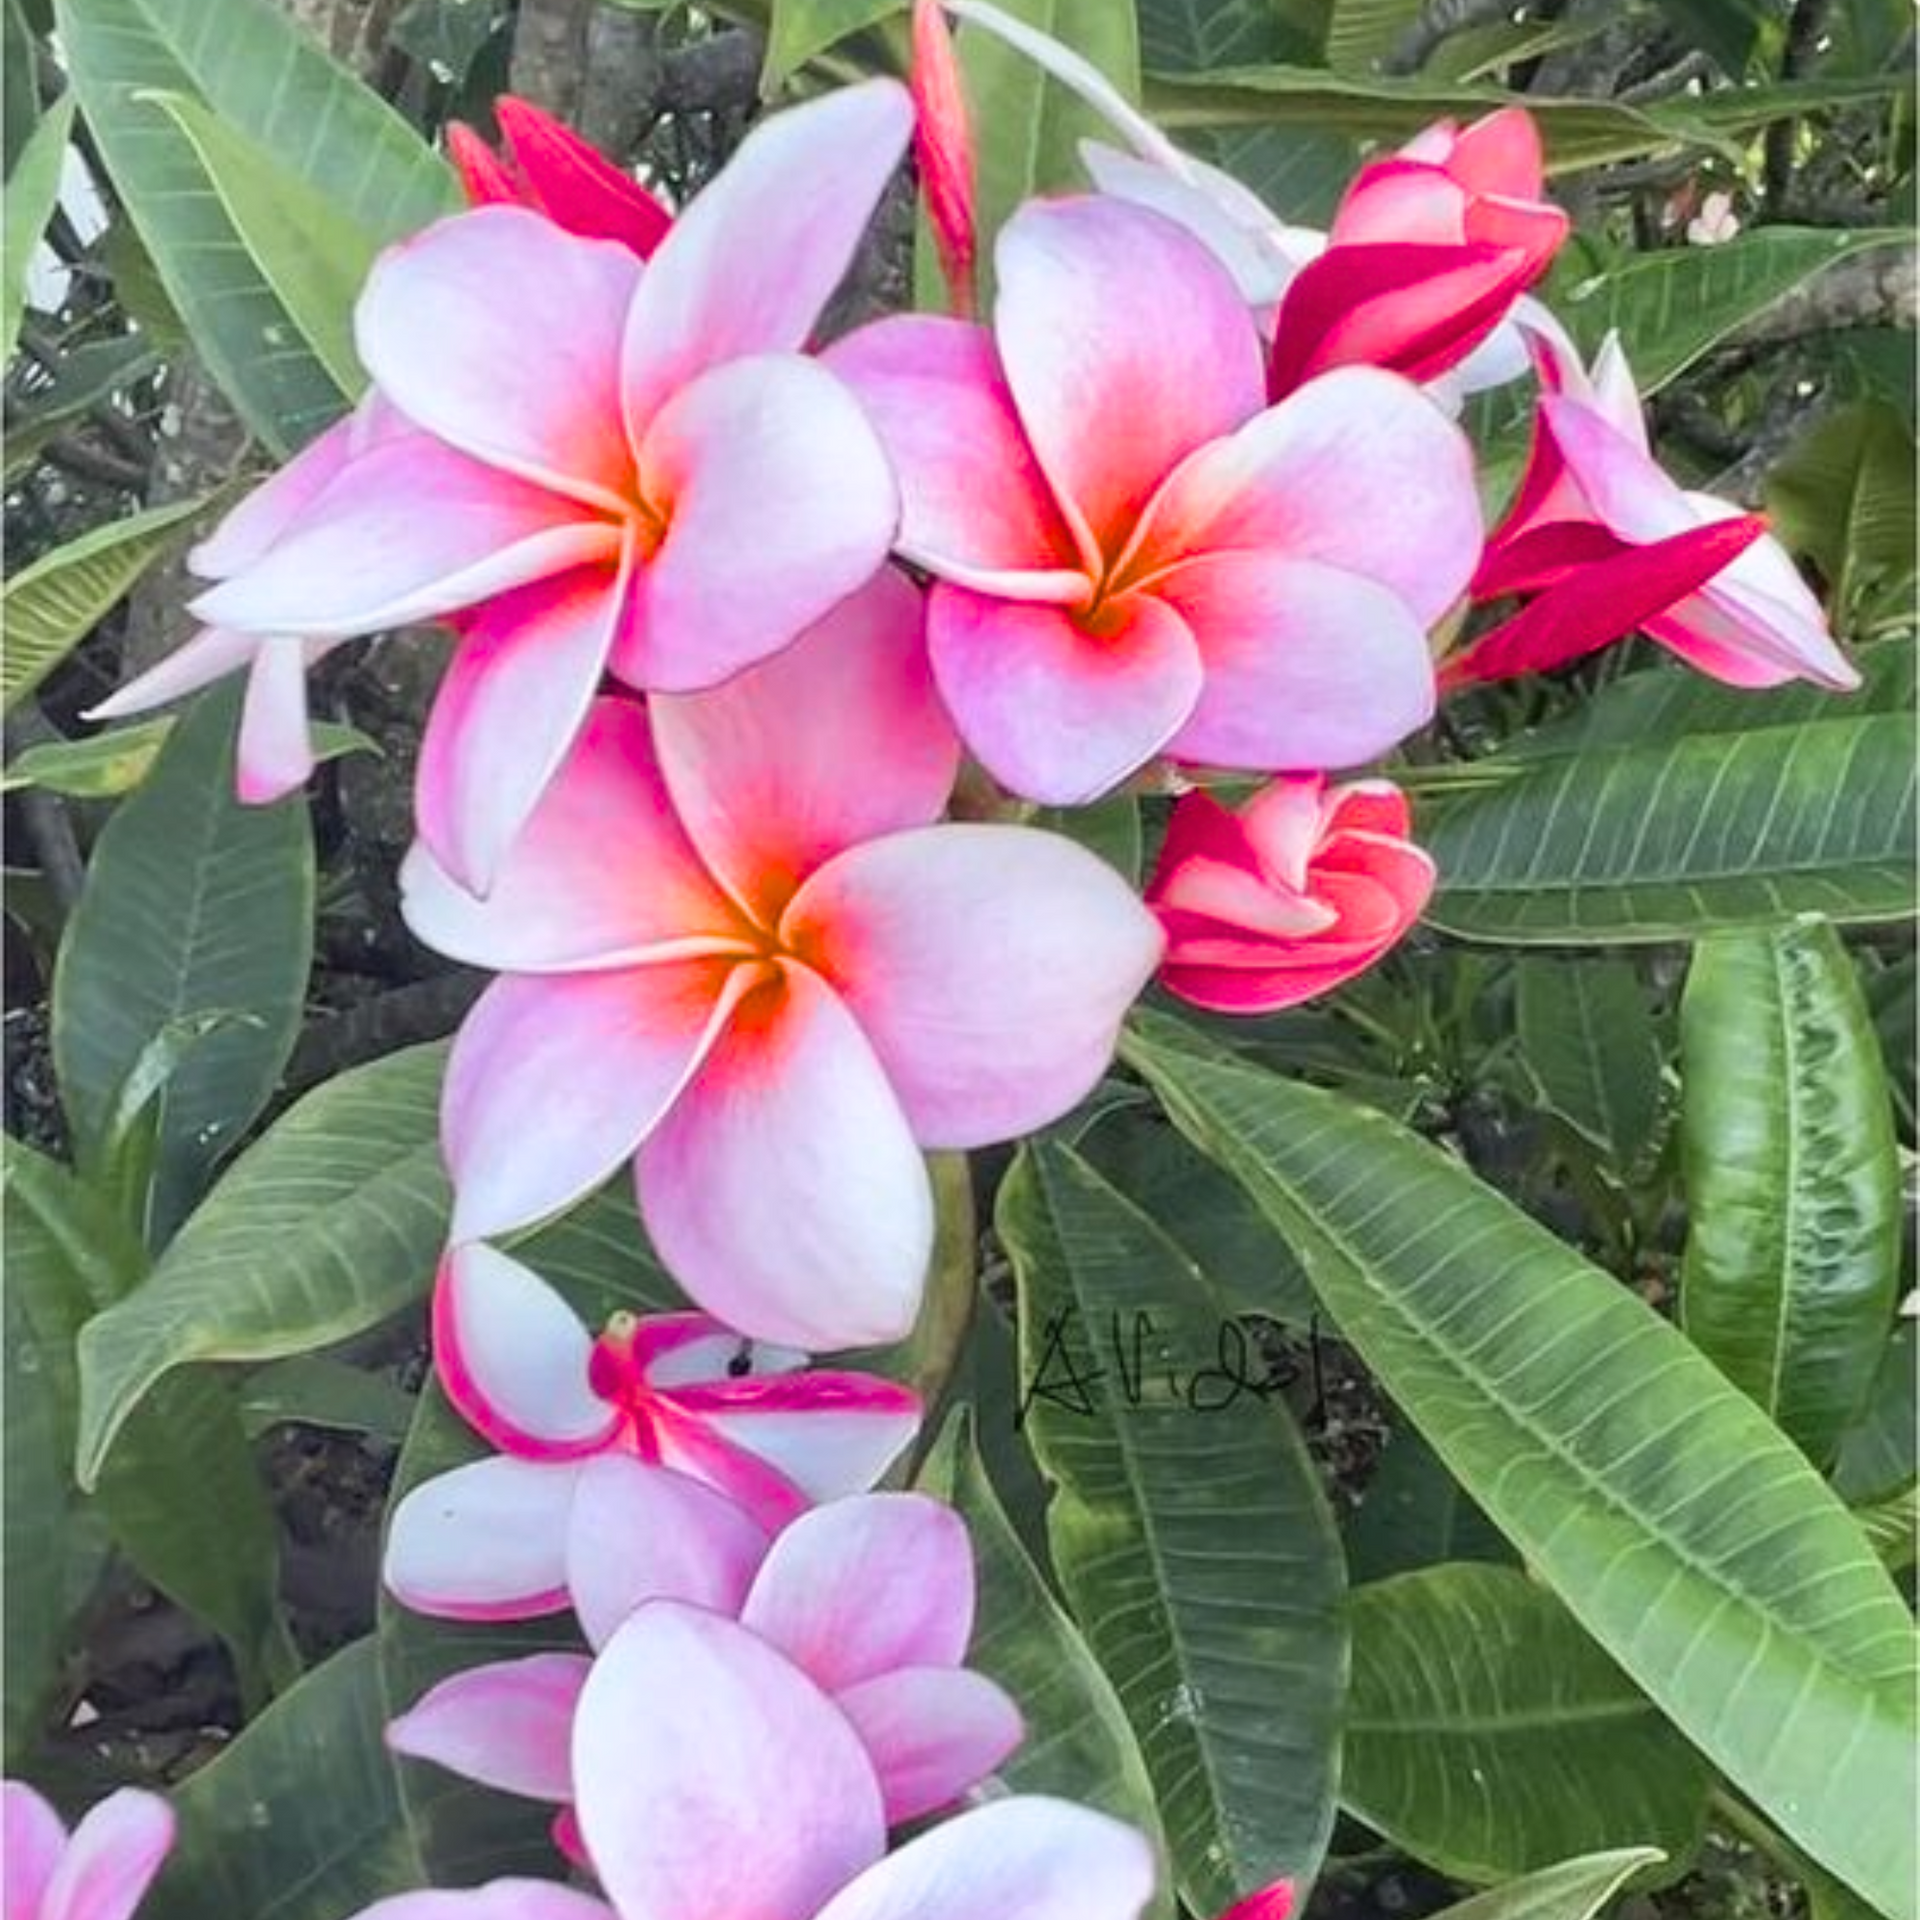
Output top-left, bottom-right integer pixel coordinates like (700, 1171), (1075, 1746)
(1146, 778), (1434, 1014)
(401, 571), (1163, 1349)
(3, 1782), (174, 1920)
(1685, 189), (1740, 246)
(1268, 108), (1567, 397)
(828, 206), (1479, 806)
(1458, 324), (1858, 691)
(447, 96), (673, 257)
(379, 1241), (920, 1618)
(90, 82), (911, 893)
(387, 1473), (1023, 1843)
(350, 1603), (1156, 1920)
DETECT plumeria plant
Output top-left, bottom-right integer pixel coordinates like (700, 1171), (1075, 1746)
(3, 3), (1913, 1920)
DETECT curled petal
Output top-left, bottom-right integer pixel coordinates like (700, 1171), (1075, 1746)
(495, 96), (673, 257)
(432, 1244), (616, 1460)
(787, 824), (1161, 1148)
(443, 960), (754, 1244)
(1131, 365), (1480, 628)
(38, 1789), (175, 1920)
(386, 1654), (587, 1802)
(573, 1604), (887, 1920)
(912, 0), (977, 316)
(811, 1794), (1159, 1920)
(638, 963), (933, 1351)
(622, 80), (913, 428)
(405, 698), (745, 973)
(927, 586), (1203, 805)
(383, 1457), (579, 1620)
(994, 195), (1264, 562)
(83, 625), (259, 724)
(3, 1783), (64, 1917)
(411, 562), (627, 897)
(356, 207), (640, 511)
(235, 635), (326, 805)
(565, 1455), (770, 1649)
(190, 436), (618, 640)
(835, 1666), (1025, 1823)
(618, 356), (898, 692)
(824, 316), (1085, 596)
(649, 568), (958, 925)
(1155, 553), (1437, 771)
(741, 1492), (974, 1691)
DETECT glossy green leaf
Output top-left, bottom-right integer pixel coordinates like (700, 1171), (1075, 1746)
(1680, 918), (1903, 1465)
(3, 1238), (82, 1761)
(147, 90), (377, 392)
(54, 684), (315, 1243)
(999, 1140), (1346, 1914)
(1125, 1018), (1920, 1919)
(917, 1406), (1173, 1914)
(1552, 228), (1911, 395)
(1767, 401), (1917, 637)
(240, 1356), (417, 1444)
(954, 0), (1140, 277)
(1079, 1105), (1316, 1329)
(3, 717), (372, 800)
(0, 493), (213, 712)
(1427, 1849), (1668, 1920)
(4, 0), (38, 171)
(1833, 1322), (1916, 1505)
(74, 1042), (448, 1488)
(143, 1638), (422, 1920)
(1422, 710), (1918, 944)
(1344, 1565), (1710, 1883)
(379, 1183), (684, 1883)
(1503, 643), (1913, 761)
(7, 1138), (292, 1703)
(1345, 1427), (1512, 1585)
(1034, 796), (1144, 885)
(2, 92), (73, 360)
(53, 0), (453, 451)
(1514, 958), (1664, 1171)
(764, 0), (900, 83)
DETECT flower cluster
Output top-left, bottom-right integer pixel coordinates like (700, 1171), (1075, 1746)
(75, 1), (1851, 1911)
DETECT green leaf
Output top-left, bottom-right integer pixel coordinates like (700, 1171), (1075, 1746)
(146, 89), (377, 393)
(1679, 918), (1903, 1465)
(1502, 644), (1914, 761)
(1422, 710), (1918, 944)
(4, 0), (39, 172)
(916, 1405), (1173, 1915)
(2, 92), (74, 361)
(240, 1355), (417, 1444)
(764, 0), (900, 84)
(0, 493), (214, 713)
(4, 334), (164, 481)
(1034, 795), (1144, 884)
(1345, 1427), (1512, 1584)
(7, 1139), (292, 1704)
(142, 1638), (423, 1920)
(1514, 958), (1664, 1171)
(999, 1140), (1346, 1913)
(73, 1042), (448, 1488)
(53, 0), (453, 451)
(1833, 1322), (1916, 1505)
(3, 717), (373, 800)
(1079, 1104), (1316, 1328)
(1767, 401), (1917, 636)
(379, 1183), (683, 1883)
(1552, 229), (1911, 395)
(1344, 1565), (1710, 1883)
(954, 0), (1140, 279)
(1426, 1849), (1669, 1920)
(3, 1238), (84, 1760)
(53, 684), (314, 1243)
(1852, 1482), (1916, 1573)
(1124, 1018), (1920, 1920)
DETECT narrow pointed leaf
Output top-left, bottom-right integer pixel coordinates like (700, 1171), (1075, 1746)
(999, 1140), (1346, 1914)
(2, 92), (74, 359)
(1343, 1565), (1710, 1882)
(1680, 917), (1902, 1465)
(1125, 1017), (1919, 1919)
(73, 1041), (449, 1488)
(1426, 1849), (1668, 1920)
